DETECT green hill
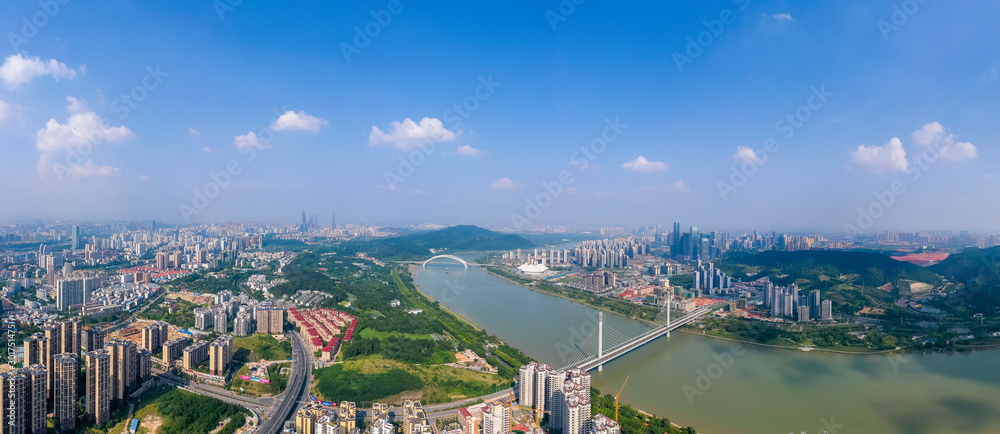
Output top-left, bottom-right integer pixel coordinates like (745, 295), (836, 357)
(724, 250), (940, 286)
(929, 246), (1000, 312)
(343, 225), (535, 261)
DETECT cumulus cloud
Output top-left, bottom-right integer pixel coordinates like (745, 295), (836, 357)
(138, 174), (151, 182)
(770, 13), (794, 21)
(188, 128), (201, 136)
(732, 146), (765, 163)
(234, 131), (268, 150)
(369, 117), (459, 150)
(455, 145), (482, 156)
(668, 180), (690, 192)
(0, 53), (80, 88)
(59, 160), (120, 178)
(622, 156), (668, 172)
(272, 110), (329, 133)
(490, 177), (520, 190)
(847, 137), (908, 174)
(34, 97), (135, 177)
(911, 121), (978, 162)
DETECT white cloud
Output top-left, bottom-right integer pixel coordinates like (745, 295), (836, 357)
(983, 66), (998, 83)
(34, 97), (135, 177)
(0, 53), (80, 88)
(138, 174), (151, 182)
(770, 13), (794, 21)
(0, 100), (10, 123)
(66, 96), (87, 114)
(490, 177), (520, 190)
(566, 186), (578, 194)
(912, 122), (947, 147)
(369, 117), (459, 150)
(732, 146), (765, 163)
(202, 147), (213, 153)
(188, 128), (201, 136)
(668, 180), (690, 192)
(234, 131), (269, 150)
(622, 156), (668, 172)
(847, 137), (908, 174)
(984, 174), (995, 180)
(911, 121), (978, 162)
(272, 110), (329, 133)
(455, 145), (482, 156)
(61, 160), (120, 178)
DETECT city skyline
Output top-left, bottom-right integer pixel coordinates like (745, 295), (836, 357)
(1, 1), (998, 231)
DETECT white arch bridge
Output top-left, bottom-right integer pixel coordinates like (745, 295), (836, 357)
(421, 254), (469, 269)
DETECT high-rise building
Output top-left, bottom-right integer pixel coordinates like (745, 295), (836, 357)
(214, 309), (228, 334)
(26, 365), (47, 434)
(182, 341), (209, 370)
(255, 301), (284, 334)
(546, 369), (566, 430)
(338, 401), (356, 432)
(0, 369), (28, 434)
(401, 400), (430, 434)
(83, 327), (106, 352)
(162, 337), (188, 364)
(591, 414), (621, 434)
(86, 350), (112, 425)
(56, 278), (85, 311)
(234, 312), (252, 337)
(481, 400), (511, 434)
(518, 363), (536, 410)
(23, 333), (47, 367)
(821, 299), (833, 321)
(208, 336), (233, 376)
(61, 318), (81, 355)
(105, 339), (137, 404)
(533, 363), (551, 413)
(809, 290), (821, 319)
(798, 305), (811, 322)
(70, 225), (80, 250)
(138, 349), (152, 382)
(561, 384), (591, 434)
(53, 353), (79, 432)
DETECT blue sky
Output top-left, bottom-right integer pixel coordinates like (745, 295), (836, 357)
(0, 0), (997, 232)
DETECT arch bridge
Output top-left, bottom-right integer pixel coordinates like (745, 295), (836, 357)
(422, 254), (469, 269)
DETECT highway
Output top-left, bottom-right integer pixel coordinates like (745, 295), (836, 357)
(257, 331), (310, 434)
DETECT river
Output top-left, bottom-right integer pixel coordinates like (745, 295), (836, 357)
(412, 253), (1000, 434)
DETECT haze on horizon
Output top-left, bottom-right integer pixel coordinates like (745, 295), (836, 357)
(0, 1), (997, 233)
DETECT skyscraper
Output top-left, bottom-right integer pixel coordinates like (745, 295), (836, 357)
(56, 278), (85, 311)
(86, 350), (112, 425)
(70, 225), (80, 250)
(0, 369), (28, 434)
(809, 290), (821, 319)
(26, 365), (47, 434)
(53, 353), (79, 432)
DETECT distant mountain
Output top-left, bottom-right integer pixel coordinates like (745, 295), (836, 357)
(724, 250), (940, 286)
(343, 225), (535, 260)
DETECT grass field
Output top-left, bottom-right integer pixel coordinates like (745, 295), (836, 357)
(230, 362), (291, 396)
(232, 334), (293, 362)
(312, 355), (509, 405)
(357, 327), (433, 341)
(108, 386), (248, 434)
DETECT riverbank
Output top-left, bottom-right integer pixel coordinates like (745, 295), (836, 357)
(481, 265), (663, 327)
(408, 265), (484, 332)
(679, 329), (905, 355)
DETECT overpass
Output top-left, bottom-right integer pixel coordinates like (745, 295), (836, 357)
(568, 302), (724, 372)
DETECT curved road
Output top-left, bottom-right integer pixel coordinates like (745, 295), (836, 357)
(258, 331), (310, 434)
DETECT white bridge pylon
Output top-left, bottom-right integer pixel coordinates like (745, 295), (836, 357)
(422, 254), (469, 269)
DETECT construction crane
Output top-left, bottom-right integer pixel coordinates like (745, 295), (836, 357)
(509, 391), (551, 428)
(615, 376), (630, 422)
